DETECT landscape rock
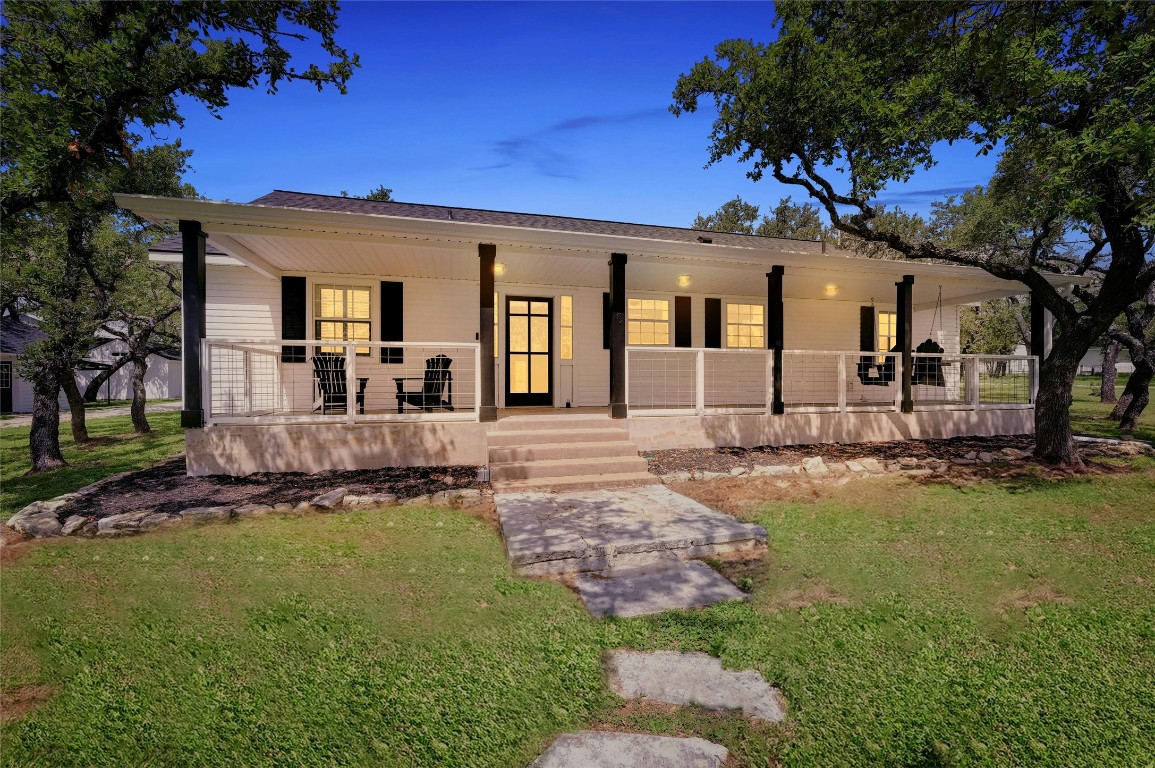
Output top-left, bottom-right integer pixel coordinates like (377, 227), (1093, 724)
(902, 469), (934, 478)
(801, 456), (829, 476)
(61, 515), (87, 536)
(844, 460), (866, 473)
(750, 464), (796, 477)
(825, 461), (847, 475)
(139, 513), (182, 530)
(953, 457), (977, 465)
(729, 466), (748, 476)
(964, 451), (978, 461)
(97, 510), (153, 534)
(233, 504), (275, 517)
(273, 503), (294, 514)
(404, 494), (431, 506)
(530, 731), (727, 768)
(660, 470), (692, 483)
(180, 506), (234, 523)
(978, 452), (994, 463)
(7, 501), (66, 536)
(859, 458), (885, 473)
(695, 470), (729, 481)
(310, 488), (348, 510)
(898, 457), (920, 468)
(604, 649), (786, 722)
(343, 493), (399, 508)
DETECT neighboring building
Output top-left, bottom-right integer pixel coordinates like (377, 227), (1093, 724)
(1012, 343), (1134, 375)
(119, 190), (1084, 480)
(0, 312), (182, 414)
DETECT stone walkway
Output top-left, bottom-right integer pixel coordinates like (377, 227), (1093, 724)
(574, 560), (747, 619)
(531, 732), (727, 768)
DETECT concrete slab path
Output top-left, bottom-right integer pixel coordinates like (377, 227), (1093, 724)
(574, 560), (747, 618)
(530, 731), (728, 768)
(605, 650), (786, 722)
(496, 485), (767, 575)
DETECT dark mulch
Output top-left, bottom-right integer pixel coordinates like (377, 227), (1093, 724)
(58, 457), (484, 521)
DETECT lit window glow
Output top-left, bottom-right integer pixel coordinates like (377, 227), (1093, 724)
(726, 303), (764, 348)
(627, 298), (669, 346)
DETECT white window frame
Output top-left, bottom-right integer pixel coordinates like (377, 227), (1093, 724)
(627, 296), (671, 346)
(877, 309), (898, 363)
(313, 281), (374, 356)
(725, 301), (765, 349)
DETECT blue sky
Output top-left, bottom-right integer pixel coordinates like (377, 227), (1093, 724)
(159, 1), (995, 227)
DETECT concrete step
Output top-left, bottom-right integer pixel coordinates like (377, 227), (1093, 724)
(488, 440), (639, 464)
(490, 455), (650, 482)
(490, 415), (616, 432)
(486, 427), (630, 447)
(574, 560), (748, 618)
(490, 472), (659, 494)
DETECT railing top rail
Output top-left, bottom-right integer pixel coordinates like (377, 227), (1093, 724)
(205, 338), (481, 349)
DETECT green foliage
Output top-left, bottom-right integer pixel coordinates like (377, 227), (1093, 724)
(0, 412), (185, 516)
(961, 299), (1026, 356)
(693, 195), (838, 241)
(692, 195), (762, 234)
(3, 462), (1153, 766)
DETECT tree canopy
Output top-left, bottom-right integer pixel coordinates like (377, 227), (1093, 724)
(673, 0), (1155, 465)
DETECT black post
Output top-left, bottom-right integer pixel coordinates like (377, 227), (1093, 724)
(478, 243), (497, 422)
(1030, 292), (1046, 359)
(897, 274), (914, 413)
(767, 267), (784, 414)
(609, 252), (628, 418)
(180, 220), (206, 428)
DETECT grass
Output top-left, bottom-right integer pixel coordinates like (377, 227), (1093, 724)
(0, 413), (185, 518)
(1070, 373), (1155, 444)
(3, 462), (1154, 767)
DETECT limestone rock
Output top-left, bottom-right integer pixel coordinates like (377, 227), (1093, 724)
(604, 649), (786, 722)
(233, 504), (275, 517)
(61, 515), (87, 536)
(404, 494), (431, 506)
(531, 731), (727, 768)
(660, 470), (692, 484)
(7, 501), (65, 536)
(978, 452), (994, 463)
(139, 513), (182, 530)
(825, 461), (847, 475)
(902, 468), (934, 478)
(344, 493), (399, 508)
(310, 488), (348, 510)
(859, 458), (884, 473)
(898, 456), (920, 468)
(97, 510), (153, 534)
(180, 506), (233, 523)
(273, 503), (294, 515)
(750, 464), (795, 477)
(964, 451), (978, 461)
(695, 470), (729, 481)
(801, 456), (828, 476)
(845, 460), (866, 473)
(729, 467), (748, 476)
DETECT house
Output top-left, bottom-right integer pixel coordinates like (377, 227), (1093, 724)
(116, 190), (1078, 483)
(0, 311), (182, 414)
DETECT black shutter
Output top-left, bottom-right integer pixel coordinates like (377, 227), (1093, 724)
(281, 276), (306, 362)
(381, 281), (403, 363)
(674, 296), (692, 348)
(602, 292), (611, 350)
(704, 298), (722, 349)
(859, 306), (875, 352)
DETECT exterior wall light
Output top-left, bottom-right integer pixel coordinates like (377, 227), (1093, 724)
(677, 274), (692, 289)
(823, 284), (839, 297)
(493, 262), (506, 276)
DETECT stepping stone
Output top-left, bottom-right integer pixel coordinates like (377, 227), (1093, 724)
(605, 650), (786, 722)
(574, 560), (747, 618)
(530, 731), (727, 768)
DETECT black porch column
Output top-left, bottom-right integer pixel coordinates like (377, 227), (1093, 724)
(767, 266), (785, 414)
(478, 243), (497, 422)
(896, 274), (914, 413)
(609, 252), (628, 418)
(180, 220), (206, 428)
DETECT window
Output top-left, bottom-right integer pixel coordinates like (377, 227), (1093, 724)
(315, 284), (371, 355)
(627, 298), (669, 345)
(726, 303), (764, 348)
(560, 295), (573, 360)
(877, 310), (897, 362)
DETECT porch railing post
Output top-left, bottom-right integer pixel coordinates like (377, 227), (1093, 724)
(969, 356), (982, 410)
(695, 349), (705, 415)
(345, 342), (356, 425)
(837, 352), (847, 413)
(474, 345), (482, 421)
(765, 350), (774, 414)
(201, 338), (212, 426)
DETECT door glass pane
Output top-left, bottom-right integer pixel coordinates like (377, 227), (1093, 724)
(509, 300), (528, 315)
(561, 327), (572, 360)
(560, 296), (572, 326)
(530, 355), (549, 393)
(510, 316), (529, 353)
(530, 316), (549, 353)
(510, 355), (529, 393)
(530, 301), (548, 315)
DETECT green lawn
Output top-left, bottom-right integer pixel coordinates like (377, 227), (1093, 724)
(4, 462), (1154, 767)
(1, 413), (185, 518)
(1070, 373), (1155, 444)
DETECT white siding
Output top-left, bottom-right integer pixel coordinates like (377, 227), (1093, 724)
(206, 265), (280, 338)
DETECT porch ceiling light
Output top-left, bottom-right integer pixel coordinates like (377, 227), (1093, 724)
(677, 274), (692, 288)
(823, 283), (839, 297)
(493, 262), (507, 276)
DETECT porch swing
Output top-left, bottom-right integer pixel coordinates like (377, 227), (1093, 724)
(912, 287), (947, 387)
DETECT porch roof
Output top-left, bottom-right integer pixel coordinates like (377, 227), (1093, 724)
(118, 191), (1086, 308)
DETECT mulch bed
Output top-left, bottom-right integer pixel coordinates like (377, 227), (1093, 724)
(57, 457), (484, 521)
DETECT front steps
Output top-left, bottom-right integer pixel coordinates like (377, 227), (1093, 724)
(487, 415), (656, 492)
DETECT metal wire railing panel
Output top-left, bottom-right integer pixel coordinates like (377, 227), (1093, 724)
(626, 348), (696, 411)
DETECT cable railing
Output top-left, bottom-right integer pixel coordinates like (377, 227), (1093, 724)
(625, 347), (1037, 415)
(203, 339), (481, 425)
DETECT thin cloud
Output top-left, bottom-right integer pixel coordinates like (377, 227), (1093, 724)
(478, 108), (668, 179)
(876, 185), (979, 204)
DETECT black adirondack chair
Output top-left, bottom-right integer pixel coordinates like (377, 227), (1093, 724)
(394, 354), (454, 413)
(312, 353), (367, 415)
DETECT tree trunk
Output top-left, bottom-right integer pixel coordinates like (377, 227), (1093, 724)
(82, 355), (130, 402)
(130, 356), (150, 433)
(1100, 341), (1119, 403)
(1117, 357), (1151, 432)
(60, 374), (90, 444)
(28, 375), (67, 472)
(1033, 353), (1083, 468)
(1109, 385), (1133, 420)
